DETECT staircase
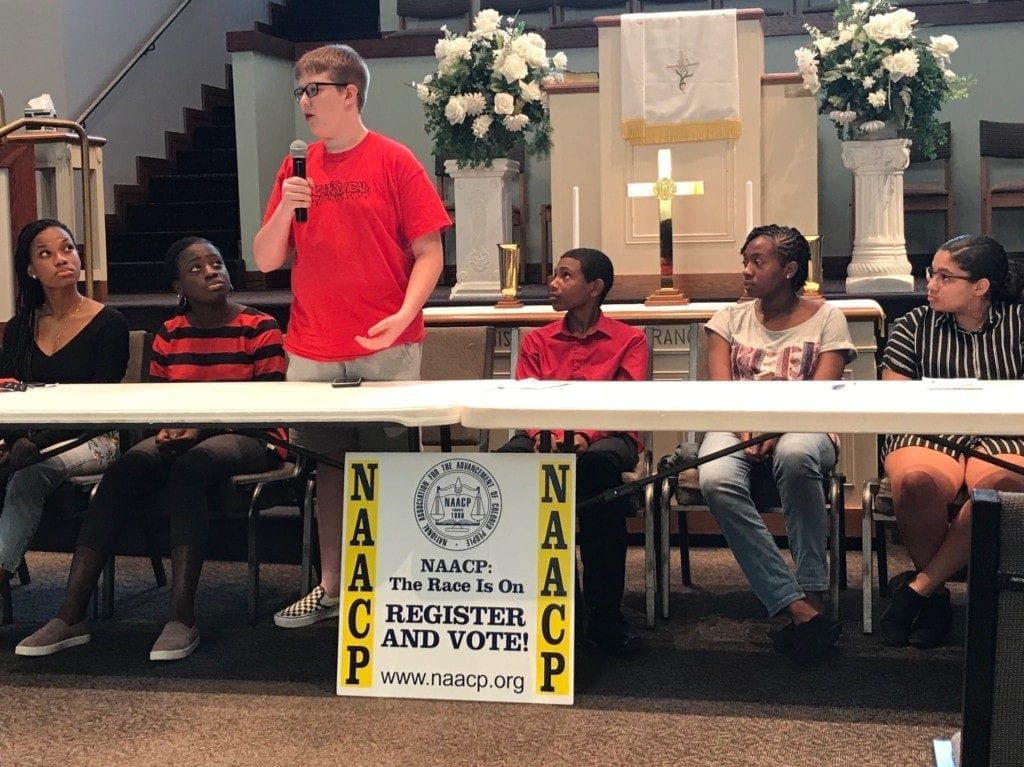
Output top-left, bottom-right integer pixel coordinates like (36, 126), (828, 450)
(105, 72), (244, 293)
(105, 1), (383, 294)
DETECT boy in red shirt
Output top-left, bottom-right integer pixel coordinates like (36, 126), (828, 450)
(254, 44), (450, 627)
(499, 248), (648, 655)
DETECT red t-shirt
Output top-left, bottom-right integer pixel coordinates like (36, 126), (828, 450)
(516, 312), (648, 452)
(263, 131), (450, 362)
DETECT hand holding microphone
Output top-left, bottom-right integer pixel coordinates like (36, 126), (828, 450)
(289, 139), (308, 223)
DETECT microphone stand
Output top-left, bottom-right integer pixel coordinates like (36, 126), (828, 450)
(577, 432), (782, 511)
(577, 433), (1024, 512)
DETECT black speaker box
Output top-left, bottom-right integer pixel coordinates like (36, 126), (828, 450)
(962, 489), (1024, 767)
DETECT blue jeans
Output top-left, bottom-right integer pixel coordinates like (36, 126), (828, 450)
(0, 433), (119, 573)
(698, 431), (835, 616)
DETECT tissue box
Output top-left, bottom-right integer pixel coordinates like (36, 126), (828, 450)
(24, 108), (58, 131)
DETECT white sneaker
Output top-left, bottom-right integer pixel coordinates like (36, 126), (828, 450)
(274, 585), (340, 628)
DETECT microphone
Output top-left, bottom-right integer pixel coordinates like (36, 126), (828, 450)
(289, 139), (308, 223)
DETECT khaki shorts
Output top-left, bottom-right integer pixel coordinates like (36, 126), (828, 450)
(286, 343), (421, 461)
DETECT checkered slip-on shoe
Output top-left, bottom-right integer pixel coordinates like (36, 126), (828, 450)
(274, 585), (340, 628)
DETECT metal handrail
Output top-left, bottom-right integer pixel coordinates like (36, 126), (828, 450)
(0, 117), (95, 298)
(76, 0), (193, 125)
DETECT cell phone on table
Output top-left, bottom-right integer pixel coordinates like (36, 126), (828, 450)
(331, 377), (362, 387)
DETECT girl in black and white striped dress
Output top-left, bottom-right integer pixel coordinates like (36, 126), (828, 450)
(879, 234), (1024, 648)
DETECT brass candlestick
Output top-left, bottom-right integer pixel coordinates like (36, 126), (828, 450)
(495, 242), (523, 308)
(803, 235), (823, 300)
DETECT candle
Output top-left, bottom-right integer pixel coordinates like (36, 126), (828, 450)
(745, 180), (754, 235)
(571, 186), (580, 249)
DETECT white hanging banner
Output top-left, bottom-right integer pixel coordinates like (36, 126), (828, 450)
(337, 452), (576, 705)
(620, 10), (740, 144)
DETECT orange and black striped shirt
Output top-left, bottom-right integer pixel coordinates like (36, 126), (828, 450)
(149, 307), (287, 455)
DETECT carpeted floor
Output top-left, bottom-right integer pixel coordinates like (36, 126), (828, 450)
(0, 545), (961, 767)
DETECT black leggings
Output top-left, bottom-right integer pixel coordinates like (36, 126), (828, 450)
(498, 433), (637, 614)
(77, 433), (279, 555)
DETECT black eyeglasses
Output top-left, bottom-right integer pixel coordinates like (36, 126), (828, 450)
(925, 266), (976, 285)
(293, 82), (349, 102)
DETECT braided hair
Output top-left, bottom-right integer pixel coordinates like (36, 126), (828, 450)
(741, 224), (811, 290)
(0, 218), (75, 381)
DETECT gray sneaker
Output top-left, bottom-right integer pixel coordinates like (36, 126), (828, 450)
(150, 621), (200, 661)
(274, 585), (340, 628)
(15, 618), (91, 656)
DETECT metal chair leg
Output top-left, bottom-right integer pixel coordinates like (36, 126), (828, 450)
(102, 556), (115, 619)
(248, 507), (260, 625)
(149, 555), (167, 588)
(828, 475), (845, 621)
(862, 478), (879, 634)
(16, 558), (30, 585)
(643, 482), (656, 628)
(659, 479), (671, 619)
(0, 579), (12, 625)
(876, 521), (890, 597)
(677, 502), (692, 588)
(300, 475), (316, 595)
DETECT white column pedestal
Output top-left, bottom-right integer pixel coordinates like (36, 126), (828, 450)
(447, 158), (520, 300)
(841, 138), (914, 293)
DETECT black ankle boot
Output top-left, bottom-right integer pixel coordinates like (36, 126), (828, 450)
(908, 587), (952, 649)
(586, 609), (642, 656)
(788, 615), (843, 663)
(879, 576), (928, 647)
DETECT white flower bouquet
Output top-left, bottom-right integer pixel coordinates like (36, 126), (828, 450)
(412, 8), (567, 168)
(795, 0), (971, 158)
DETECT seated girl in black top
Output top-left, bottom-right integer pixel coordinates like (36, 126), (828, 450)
(0, 219), (128, 607)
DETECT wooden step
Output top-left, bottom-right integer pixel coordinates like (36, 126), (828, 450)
(108, 258), (245, 293)
(147, 173), (239, 204)
(124, 200), (240, 231)
(106, 229), (241, 263)
(174, 148), (239, 174)
(191, 125), (237, 150)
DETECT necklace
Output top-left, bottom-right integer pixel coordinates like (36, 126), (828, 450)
(50, 296), (85, 348)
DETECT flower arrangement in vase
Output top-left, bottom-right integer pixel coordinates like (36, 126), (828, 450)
(411, 8), (567, 169)
(795, 0), (971, 158)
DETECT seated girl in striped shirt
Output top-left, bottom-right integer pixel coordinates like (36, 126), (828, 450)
(17, 237), (286, 662)
(880, 234), (1024, 648)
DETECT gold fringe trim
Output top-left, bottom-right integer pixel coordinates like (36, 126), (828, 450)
(620, 118), (742, 144)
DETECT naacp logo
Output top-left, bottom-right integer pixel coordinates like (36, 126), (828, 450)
(414, 459), (502, 551)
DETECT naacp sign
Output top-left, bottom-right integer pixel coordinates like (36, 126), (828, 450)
(337, 453), (576, 704)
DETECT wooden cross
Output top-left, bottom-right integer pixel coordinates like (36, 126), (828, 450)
(627, 149), (704, 305)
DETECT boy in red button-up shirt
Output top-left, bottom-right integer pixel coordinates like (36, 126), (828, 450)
(498, 248), (648, 655)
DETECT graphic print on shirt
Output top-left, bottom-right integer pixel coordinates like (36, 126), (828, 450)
(311, 180), (370, 206)
(731, 341), (818, 381)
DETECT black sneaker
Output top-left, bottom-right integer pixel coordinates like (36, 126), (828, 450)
(789, 614), (843, 663)
(768, 621), (796, 654)
(586, 611), (643, 656)
(879, 576), (928, 648)
(908, 587), (952, 649)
